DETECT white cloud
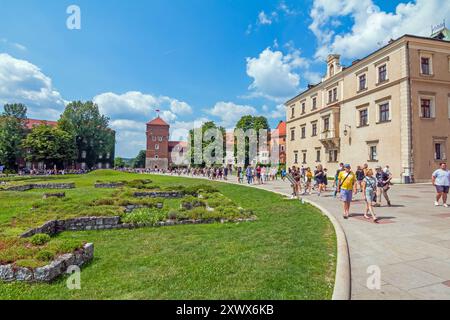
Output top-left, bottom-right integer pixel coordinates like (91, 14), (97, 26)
(207, 101), (257, 128)
(258, 11), (275, 25)
(0, 53), (65, 117)
(267, 104), (286, 119)
(246, 47), (302, 101)
(0, 38), (27, 51)
(93, 91), (192, 121)
(310, 0), (450, 60)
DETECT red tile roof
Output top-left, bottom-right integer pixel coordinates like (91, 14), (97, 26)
(276, 121), (286, 137)
(25, 119), (58, 129)
(147, 116), (169, 126)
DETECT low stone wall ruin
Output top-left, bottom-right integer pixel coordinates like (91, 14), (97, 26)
(133, 191), (183, 198)
(3, 183), (75, 192)
(94, 182), (124, 189)
(0, 243), (94, 283)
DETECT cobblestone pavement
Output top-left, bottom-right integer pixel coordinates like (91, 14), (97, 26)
(154, 173), (450, 300)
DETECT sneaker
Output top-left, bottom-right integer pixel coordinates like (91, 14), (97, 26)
(444, 204), (449, 208)
(435, 201), (440, 207)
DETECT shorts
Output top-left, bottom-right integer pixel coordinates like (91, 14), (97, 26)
(365, 189), (375, 202)
(436, 185), (450, 194)
(340, 189), (353, 203)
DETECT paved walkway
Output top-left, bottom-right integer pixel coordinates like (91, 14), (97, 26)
(158, 173), (450, 300)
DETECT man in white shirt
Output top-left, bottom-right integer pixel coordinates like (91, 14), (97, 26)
(432, 163), (450, 207)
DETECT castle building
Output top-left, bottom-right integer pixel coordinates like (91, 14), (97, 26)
(145, 116), (187, 170)
(285, 28), (450, 183)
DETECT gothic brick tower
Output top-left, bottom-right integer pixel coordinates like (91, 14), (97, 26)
(145, 116), (170, 170)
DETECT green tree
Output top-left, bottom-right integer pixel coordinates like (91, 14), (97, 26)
(132, 150), (147, 168)
(58, 101), (114, 169)
(22, 124), (76, 168)
(234, 115), (270, 167)
(114, 157), (126, 168)
(0, 104), (28, 170)
(188, 121), (225, 168)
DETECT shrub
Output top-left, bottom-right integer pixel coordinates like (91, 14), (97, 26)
(30, 234), (51, 246)
(167, 210), (179, 220)
(122, 208), (167, 225)
(36, 250), (54, 262)
(92, 198), (115, 206)
(47, 239), (83, 254)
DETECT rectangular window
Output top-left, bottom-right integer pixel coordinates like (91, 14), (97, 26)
(378, 65), (387, 83)
(312, 123), (318, 136)
(316, 149), (321, 162)
(301, 126), (306, 139)
(328, 150), (338, 162)
(301, 103), (306, 114)
(291, 106), (295, 118)
(312, 97), (317, 110)
(370, 146), (378, 161)
(302, 152), (307, 164)
(435, 143), (443, 160)
(323, 117), (330, 132)
(379, 103), (390, 123)
(359, 109), (368, 126)
(333, 88), (338, 101)
(421, 57), (431, 75)
(294, 152), (299, 164)
(290, 129), (295, 141)
(359, 74), (366, 91)
(155, 144), (160, 150)
(421, 99), (432, 118)
(328, 90), (333, 103)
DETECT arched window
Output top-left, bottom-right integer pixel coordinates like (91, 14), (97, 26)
(329, 64), (334, 77)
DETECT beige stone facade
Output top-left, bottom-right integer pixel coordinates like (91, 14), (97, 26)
(285, 32), (450, 183)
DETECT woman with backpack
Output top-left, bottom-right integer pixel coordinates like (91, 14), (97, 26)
(362, 169), (379, 223)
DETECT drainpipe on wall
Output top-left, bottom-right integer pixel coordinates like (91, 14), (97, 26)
(406, 41), (414, 183)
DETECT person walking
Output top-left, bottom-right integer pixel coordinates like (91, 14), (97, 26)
(314, 164), (326, 197)
(432, 162), (450, 207)
(334, 163), (344, 198)
(337, 164), (357, 219)
(246, 166), (253, 184)
(304, 167), (313, 195)
(362, 169), (379, 223)
(355, 165), (365, 194)
(374, 166), (392, 207)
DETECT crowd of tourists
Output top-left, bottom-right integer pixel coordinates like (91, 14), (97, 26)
(118, 161), (450, 225)
(287, 163), (394, 223)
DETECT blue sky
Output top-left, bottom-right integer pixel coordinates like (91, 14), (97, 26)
(0, 0), (449, 157)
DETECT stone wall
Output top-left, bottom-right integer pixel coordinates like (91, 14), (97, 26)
(94, 182), (124, 189)
(0, 243), (94, 283)
(20, 215), (257, 238)
(43, 192), (65, 199)
(20, 216), (122, 238)
(134, 191), (183, 198)
(3, 183), (75, 192)
(124, 203), (163, 213)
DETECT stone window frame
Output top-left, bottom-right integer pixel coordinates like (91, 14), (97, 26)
(290, 104), (295, 119)
(358, 73), (367, 92)
(418, 93), (436, 119)
(419, 51), (434, 76)
(294, 151), (299, 164)
(311, 96), (318, 110)
(290, 128), (296, 141)
(356, 103), (370, 128)
(300, 99), (307, 114)
(375, 97), (392, 124)
(433, 137), (448, 161)
(155, 144), (160, 150)
(322, 116), (330, 133)
(311, 121), (318, 137)
(302, 151), (307, 164)
(329, 149), (338, 163)
(300, 125), (306, 139)
(315, 147), (321, 163)
(366, 140), (379, 162)
(374, 56), (390, 85)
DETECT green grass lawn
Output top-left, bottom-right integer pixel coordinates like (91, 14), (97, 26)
(0, 170), (336, 300)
